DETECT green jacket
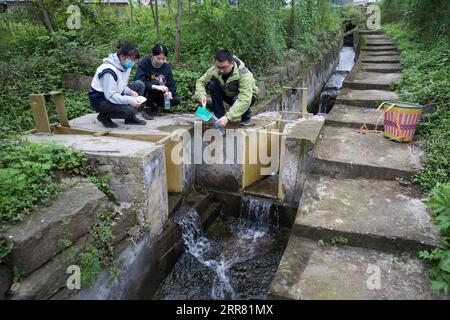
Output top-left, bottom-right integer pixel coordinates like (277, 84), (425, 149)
(195, 57), (259, 121)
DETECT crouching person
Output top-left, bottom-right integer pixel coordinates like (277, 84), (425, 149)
(89, 42), (147, 128)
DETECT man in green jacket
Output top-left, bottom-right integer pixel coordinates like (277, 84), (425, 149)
(195, 49), (258, 127)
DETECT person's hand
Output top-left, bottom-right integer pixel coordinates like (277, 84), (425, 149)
(200, 96), (207, 107)
(129, 90), (138, 97)
(217, 116), (229, 128)
(131, 99), (142, 108)
(164, 91), (173, 99)
(153, 85), (169, 93)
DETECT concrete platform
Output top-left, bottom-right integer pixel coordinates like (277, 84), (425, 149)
(360, 55), (401, 64)
(344, 72), (401, 90)
(361, 63), (402, 73)
(326, 104), (384, 130)
(336, 88), (399, 108)
(312, 126), (424, 180)
(27, 134), (169, 236)
(295, 174), (443, 253)
(269, 236), (445, 300)
(67, 113), (197, 139)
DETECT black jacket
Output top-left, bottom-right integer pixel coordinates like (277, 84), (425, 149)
(134, 57), (177, 95)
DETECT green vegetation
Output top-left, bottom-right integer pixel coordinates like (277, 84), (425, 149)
(381, 0), (449, 295)
(0, 139), (116, 231)
(331, 236), (348, 246)
(419, 183), (450, 295)
(80, 209), (116, 288)
(0, 0), (343, 135)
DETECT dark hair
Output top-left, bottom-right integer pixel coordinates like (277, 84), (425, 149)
(152, 44), (169, 57)
(214, 49), (234, 63)
(116, 42), (140, 59)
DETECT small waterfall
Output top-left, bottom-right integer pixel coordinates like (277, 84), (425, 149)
(317, 46), (356, 115)
(168, 197), (280, 300)
(239, 195), (279, 232)
(177, 208), (236, 300)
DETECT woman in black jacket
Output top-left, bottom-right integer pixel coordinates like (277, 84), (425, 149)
(134, 44), (180, 120)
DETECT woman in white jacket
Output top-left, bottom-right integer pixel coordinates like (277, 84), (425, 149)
(89, 42), (147, 128)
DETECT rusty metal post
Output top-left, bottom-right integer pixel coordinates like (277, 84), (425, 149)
(50, 91), (70, 128)
(29, 94), (51, 134)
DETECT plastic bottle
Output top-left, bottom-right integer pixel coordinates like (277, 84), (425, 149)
(164, 98), (171, 110)
(212, 117), (225, 136)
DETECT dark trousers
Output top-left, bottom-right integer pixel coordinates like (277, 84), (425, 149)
(94, 81), (145, 119)
(208, 79), (256, 121)
(145, 89), (181, 110)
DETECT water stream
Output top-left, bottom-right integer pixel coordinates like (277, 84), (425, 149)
(317, 46), (356, 114)
(154, 197), (288, 300)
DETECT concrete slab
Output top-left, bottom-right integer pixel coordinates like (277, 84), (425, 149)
(312, 126), (424, 180)
(295, 175), (443, 253)
(362, 35), (392, 40)
(336, 88), (399, 108)
(360, 51), (400, 56)
(359, 30), (385, 35)
(360, 55), (401, 63)
(365, 41), (395, 47)
(361, 46), (398, 52)
(68, 113), (197, 138)
(344, 72), (401, 90)
(326, 104), (384, 129)
(27, 134), (169, 237)
(361, 63), (402, 73)
(269, 236), (445, 300)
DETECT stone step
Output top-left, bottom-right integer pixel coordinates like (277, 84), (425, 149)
(1, 181), (109, 276)
(360, 51), (400, 56)
(311, 126), (424, 180)
(326, 104), (384, 130)
(365, 41), (395, 47)
(361, 46), (398, 52)
(359, 30), (385, 35)
(344, 72), (401, 91)
(361, 63), (402, 73)
(336, 88), (399, 108)
(360, 55), (401, 64)
(269, 236), (445, 300)
(294, 174), (443, 253)
(362, 34), (391, 40)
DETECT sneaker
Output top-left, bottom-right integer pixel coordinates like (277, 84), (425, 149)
(240, 118), (251, 126)
(97, 114), (118, 128)
(125, 116), (147, 126)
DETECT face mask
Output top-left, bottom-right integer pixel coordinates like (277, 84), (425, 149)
(123, 59), (135, 70)
(152, 58), (164, 68)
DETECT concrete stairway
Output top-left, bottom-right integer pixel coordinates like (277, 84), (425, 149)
(270, 30), (447, 300)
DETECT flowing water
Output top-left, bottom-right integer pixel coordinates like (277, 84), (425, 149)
(153, 197), (289, 300)
(317, 46), (356, 114)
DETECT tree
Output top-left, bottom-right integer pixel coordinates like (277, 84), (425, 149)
(174, 0), (183, 64)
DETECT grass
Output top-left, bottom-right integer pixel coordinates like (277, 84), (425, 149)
(384, 22), (449, 296)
